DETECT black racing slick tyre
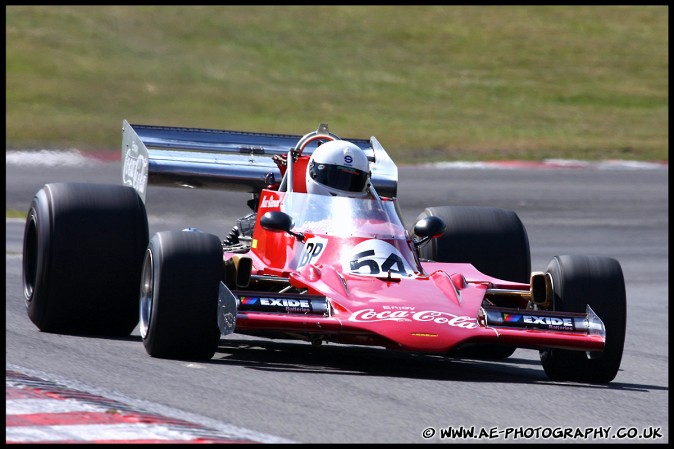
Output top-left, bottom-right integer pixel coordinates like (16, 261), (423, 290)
(23, 183), (149, 336)
(540, 255), (626, 384)
(414, 206), (531, 359)
(415, 206), (531, 283)
(140, 231), (223, 360)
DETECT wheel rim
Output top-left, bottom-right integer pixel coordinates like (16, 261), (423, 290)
(22, 213), (38, 303)
(139, 249), (154, 338)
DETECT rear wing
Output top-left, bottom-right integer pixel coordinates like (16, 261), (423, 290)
(121, 120), (398, 203)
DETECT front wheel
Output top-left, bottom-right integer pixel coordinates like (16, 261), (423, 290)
(540, 255), (626, 383)
(140, 231), (223, 360)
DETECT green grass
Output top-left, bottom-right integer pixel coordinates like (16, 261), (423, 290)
(6, 209), (27, 219)
(5, 5), (668, 164)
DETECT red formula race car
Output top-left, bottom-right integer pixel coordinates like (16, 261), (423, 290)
(22, 122), (626, 384)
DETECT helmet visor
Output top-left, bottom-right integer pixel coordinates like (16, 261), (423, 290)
(309, 163), (369, 193)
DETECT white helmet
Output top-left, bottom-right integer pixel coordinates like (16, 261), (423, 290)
(305, 140), (371, 198)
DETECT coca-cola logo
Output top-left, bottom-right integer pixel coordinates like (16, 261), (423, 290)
(348, 309), (477, 329)
(122, 142), (148, 195)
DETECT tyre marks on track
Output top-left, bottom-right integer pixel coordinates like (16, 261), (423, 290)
(5, 369), (272, 444)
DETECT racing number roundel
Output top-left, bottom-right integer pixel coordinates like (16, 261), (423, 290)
(343, 240), (414, 277)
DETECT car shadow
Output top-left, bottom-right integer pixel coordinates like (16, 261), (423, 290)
(97, 333), (662, 393)
(206, 336), (661, 393)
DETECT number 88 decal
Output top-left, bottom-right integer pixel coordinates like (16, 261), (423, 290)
(343, 240), (415, 277)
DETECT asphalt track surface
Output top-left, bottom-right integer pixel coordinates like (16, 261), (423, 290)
(5, 154), (669, 443)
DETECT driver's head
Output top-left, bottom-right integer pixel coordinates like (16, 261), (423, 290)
(306, 140), (371, 198)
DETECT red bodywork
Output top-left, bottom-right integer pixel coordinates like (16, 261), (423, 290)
(226, 189), (604, 355)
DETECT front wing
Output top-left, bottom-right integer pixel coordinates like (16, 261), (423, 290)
(216, 279), (605, 354)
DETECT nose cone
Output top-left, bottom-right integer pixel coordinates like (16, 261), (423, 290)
(335, 273), (490, 353)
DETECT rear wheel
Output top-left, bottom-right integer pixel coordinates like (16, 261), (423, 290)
(140, 231), (223, 360)
(415, 206), (530, 282)
(23, 183), (148, 336)
(540, 255), (626, 383)
(414, 206), (531, 359)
